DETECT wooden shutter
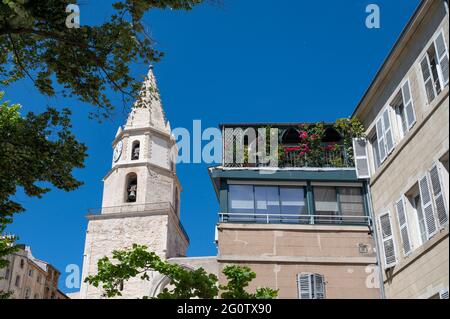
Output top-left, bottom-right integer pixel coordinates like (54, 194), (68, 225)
(395, 197), (412, 255)
(376, 118), (387, 162)
(379, 211), (397, 268)
(420, 55), (436, 103)
(440, 288), (449, 300)
(419, 175), (438, 239)
(434, 32), (449, 86)
(401, 80), (416, 130)
(313, 274), (326, 299)
(297, 273), (312, 299)
(383, 109), (395, 154)
(353, 138), (371, 179)
(429, 164), (449, 228)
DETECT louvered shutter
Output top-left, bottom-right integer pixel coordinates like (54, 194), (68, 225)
(383, 109), (395, 154)
(297, 274), (312, 299)
(379, 212), (397, 268)
(401, 80), (416, 129)
(420, 55), (436, 103)
(376, 118), (387, 162)
(395, 197), (412, 255)
(313, 274), (326, 299)
(419, 175), (438, 239)
(435, 32), (449, 86)
(440, 288), (449, 300)
(429, 164), (448, 228)
(353, 138), (371, 179)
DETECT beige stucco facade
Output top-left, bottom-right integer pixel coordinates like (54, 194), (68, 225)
(216, 223), (379, 299)
(0, 246), (67, 299)
(354, 0), (449, 299)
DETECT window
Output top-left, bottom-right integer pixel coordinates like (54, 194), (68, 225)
(314, 187), (339, 223)
(297, 273), (326, 299)
(279, 187), (306, 223)
(420, 30), (449, 104)
(24, 288), (30, 299)
(37, 274), (42, 284)
(20, 259), (24, 269)
(391, 80), (416, 140)
(378, 211), (397, 268)
(413, 194), (428, 246)
(125, 173), (138, 203)
(131, 141), (140, 160)
(440, 288), (449, 300)
(429, 163), (449, 228)
(15, 275), (21, 287)
(313, 186), (365, 224)
(369, 132), (381, 170)
(4, 268), (10, 280)
(372, 108), (395, 169)
(28, 269), (34, 277)
(395, 196), (412, 256)
(339, 187), (365, 218)
(255, 186), (280, 222)
(228, 185), (307, 223)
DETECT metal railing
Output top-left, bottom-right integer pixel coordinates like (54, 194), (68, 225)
(223, 145), (354, 168)
(87, 202), (189, 242)
(219, 212), (370, 226)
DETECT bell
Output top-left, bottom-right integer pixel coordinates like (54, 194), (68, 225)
(133, 147), (140, 160)
(128, 185), (137, 201)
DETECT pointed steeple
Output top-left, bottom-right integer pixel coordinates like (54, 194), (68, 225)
(125, 66), (170, 133)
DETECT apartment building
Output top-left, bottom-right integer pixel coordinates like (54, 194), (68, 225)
(0, 245), (68, 299)
(352, 0), (449, 299)
(208, 123), (380, 299)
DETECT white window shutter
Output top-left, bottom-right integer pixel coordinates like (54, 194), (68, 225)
(434, 32), (449, 86)
(429, 164), (449, 228)
(383, 109), (395, 154)
(395, 196), (412, 256)
(376, 118), (387, 162)
(352, 138), (371, 179)
(419, 175), (438, 239)
(440, 288), (449, 299)
(401, 80), (416, 130)
(297, 273), (312, 299)
(313, 274), (326, 299)
(420, 55), (436, 103)
(379, 211), (397, 268)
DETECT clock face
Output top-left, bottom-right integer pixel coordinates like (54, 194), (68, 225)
(113, 141), (123, 162)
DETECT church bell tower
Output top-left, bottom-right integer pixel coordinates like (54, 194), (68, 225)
(79, 67), (189, 299)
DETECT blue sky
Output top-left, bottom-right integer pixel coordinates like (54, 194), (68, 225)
(4, 0), (421, 293)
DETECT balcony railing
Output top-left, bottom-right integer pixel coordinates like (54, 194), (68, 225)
(224, 144), (354, 169)
(88, 202), (189, 242)
(219, 212), (370, 226)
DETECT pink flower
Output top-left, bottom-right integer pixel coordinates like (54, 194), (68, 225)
(299, 131), (308, 139)
(310, 134), (318, 141)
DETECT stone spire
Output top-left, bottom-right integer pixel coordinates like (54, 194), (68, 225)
(125, 66), (170, 133)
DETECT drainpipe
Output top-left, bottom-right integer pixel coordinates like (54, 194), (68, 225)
(365, 182), (386, 299)
(444, 0), (449, 15)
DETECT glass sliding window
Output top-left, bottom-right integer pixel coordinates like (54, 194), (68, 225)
(255, 186), (280, 223)
(313, 187), (339, 224)
(228, 185), (254, 222)
(339, 187), (365, 224)
(280, 187), (306, 223)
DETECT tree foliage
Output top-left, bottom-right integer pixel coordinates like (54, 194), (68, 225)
(0, 0), (204, 119)
(0, 92), (87, 288)
(85, 244), (278, 299)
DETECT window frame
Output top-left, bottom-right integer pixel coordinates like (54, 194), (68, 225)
(228, 184), (308, 221)
(419, 28), (449, 105)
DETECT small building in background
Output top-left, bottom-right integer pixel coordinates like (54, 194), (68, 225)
(0, 245), (68, 299)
